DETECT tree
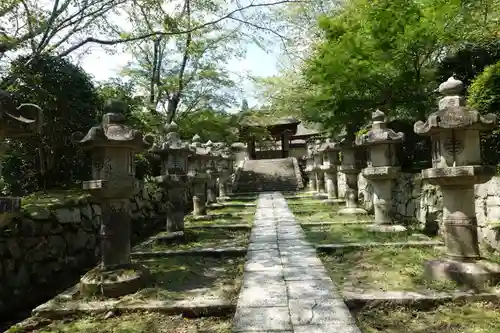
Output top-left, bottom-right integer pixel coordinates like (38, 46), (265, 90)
(1, 54), (100, 194)
(298, 0), (500, 131)
(119, 0), (246, 123)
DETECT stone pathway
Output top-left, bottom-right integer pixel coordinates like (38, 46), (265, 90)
(232, 192), (361, 333)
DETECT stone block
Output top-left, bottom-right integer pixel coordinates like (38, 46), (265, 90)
(232, 306), (292, 332)
(283, 266), (330, 281)
(246, 249), (280, 261)
(237, 281), (288, 307)
(286, 279), (338, 300)
(288, 299), (355, 326)
(244, 257), (282, 272)
(281, 255), (323, 267)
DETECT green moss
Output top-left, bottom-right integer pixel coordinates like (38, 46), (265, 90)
(134, 229), (250, 252)
(19, 312), (232, 333)
(303, 224), (431, 244)
(356, 302), (500, 333)
(320, 246), (460, 292)
(124, 256), (244, 302)
(22, 189), (92, 209)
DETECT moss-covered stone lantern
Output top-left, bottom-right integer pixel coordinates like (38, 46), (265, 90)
(320, 139), (343, 204)
(338, 127), (367, 215)
(414, 75), (500, 289)
(216, 143), (234, 201)
(312, 139), (326, 198)
(71, 99), (153, 298)
(151, 121), (191, 233)
(188, 134), (208, 216)
(0, 90), (43, 227)
(356, 110), (405, 232)
(204, 140), (220, 205)
(304, 146), (316, 193)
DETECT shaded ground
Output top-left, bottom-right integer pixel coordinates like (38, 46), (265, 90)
(12, 312), (232, 333)
(206, 206), (256, 214)
(121, 256), (243, 303)
(287, 200), (373, 224)
(355, 302), (500, 333)
(133, 229), (250, 251)
(320, 246), (460, 292)
(185, 213), (254, 227)
(303, 224), (432, 244)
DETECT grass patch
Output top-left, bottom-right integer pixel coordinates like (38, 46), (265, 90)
(206, 206), (256, 215)
(185, 214), (254, 227)
(134, 229), (250, 252)
(355, 302), (500, 333)
(303, 224), (431, 244)
(123, 256), (243, 302)
(23, 312), (232, 333)
(320, 246), (461, 293)
(294, 209), (372, 224)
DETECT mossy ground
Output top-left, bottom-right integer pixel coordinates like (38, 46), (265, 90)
(288, 201), (373, 224)
(123, 256), (243, 303)
(11, 312), (232, 333)
(355, 302), (500, 333)
(320, 246), (461, 292)
(133, 229), (250, 251)
(206, 206), (256, 215)
(303, 224), (432, 244)
(69, 256), (243, 303)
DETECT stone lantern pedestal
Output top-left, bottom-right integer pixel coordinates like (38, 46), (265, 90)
(338, 129), (367, 216)
(189, 135), (209, 215)
(313, 141), (327, 199)
(204, 140), (220, 205)
(320, 139), (344, 204)
(356, 110), (405, 232)
(217, 145), (234, 201)
(304, 154), (317, 193)
(415, 76), (500, 290)
(72, 100), (153, 298)
(151, 122), (191, 233)
(0, 91), (42, 227)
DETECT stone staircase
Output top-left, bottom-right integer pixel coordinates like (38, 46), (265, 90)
(233, 158), (302, 193)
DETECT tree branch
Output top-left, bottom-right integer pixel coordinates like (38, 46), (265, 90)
(58, 0), (306, 56)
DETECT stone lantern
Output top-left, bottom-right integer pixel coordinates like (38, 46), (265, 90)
(321, 139), (343, 204)
(71, 99), (153, 297)
(312, 140), (327, 198)
(356, 110), (405, 231)
(204, 140), (220, 205)
(216, 144), (234, 201)
(188, 134), (208, 216)
(414, 75), (500, 289)
(338, 127), (367, 215)
(304, 146), (316, 193)
(151, 122), (191, 233)
(0, 90), (42, 227)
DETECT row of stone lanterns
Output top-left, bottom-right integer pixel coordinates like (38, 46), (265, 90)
(71, 100), (238, 297)
(306, 75), (500, 290)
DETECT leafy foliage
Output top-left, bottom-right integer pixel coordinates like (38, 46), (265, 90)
(1, 54), (100, 195)
(300, 0), (500, 132)
(468, 60), (500, 165)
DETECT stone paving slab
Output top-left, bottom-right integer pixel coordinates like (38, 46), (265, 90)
(232, 192), (361, 333)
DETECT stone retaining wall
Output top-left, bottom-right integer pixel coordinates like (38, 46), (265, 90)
(0, 182), (172, 317)
(336, 172), (500, 250)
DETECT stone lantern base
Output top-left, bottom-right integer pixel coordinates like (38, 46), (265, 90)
(79, 263), (150, 298)
(424, 258), (500, 291)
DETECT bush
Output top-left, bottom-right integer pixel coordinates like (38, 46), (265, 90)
(1, 54), (100, 195)
(468, 60), (500, 166)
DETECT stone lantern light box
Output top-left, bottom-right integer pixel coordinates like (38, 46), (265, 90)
(414, 75), (500, 289)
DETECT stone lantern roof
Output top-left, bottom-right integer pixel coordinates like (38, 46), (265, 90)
(73, 100), (153, 150)
(150, 122), (191, 155)
(356, 110), (404, 146)
(414, 76), (497, 135)
(320, 138), (341, 152)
